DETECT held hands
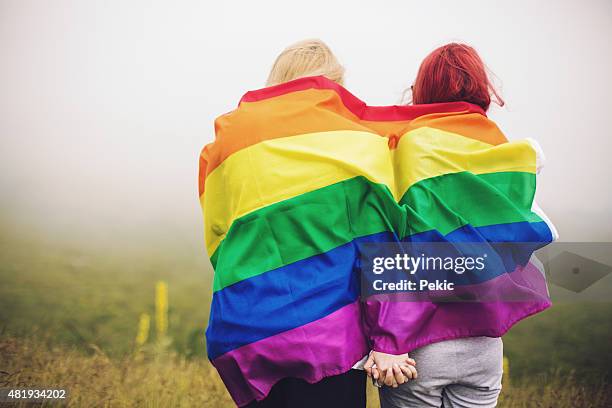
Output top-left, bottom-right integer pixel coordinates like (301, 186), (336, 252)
(364, 351), (417, 388)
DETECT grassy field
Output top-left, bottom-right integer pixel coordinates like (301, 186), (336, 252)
(1, 336), (610, 408)
(0, 232), (212, 358)
(1, 230), (611, 406)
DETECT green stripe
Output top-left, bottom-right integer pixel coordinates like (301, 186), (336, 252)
(211, 172), (540, 292)
(399, 171), (541, 235)
(211, 177), (400, 291)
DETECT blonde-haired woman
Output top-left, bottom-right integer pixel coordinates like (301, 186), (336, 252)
(242, 39), (366, 408)
(266, 39), (345, 86)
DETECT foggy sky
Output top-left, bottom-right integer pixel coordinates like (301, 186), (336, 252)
(1, 0), (611, 253)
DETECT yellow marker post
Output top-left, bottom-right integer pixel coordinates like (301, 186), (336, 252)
(502, 356), (510, 387)
(135, 313), (150, 347)
(155, 281), (168, 338)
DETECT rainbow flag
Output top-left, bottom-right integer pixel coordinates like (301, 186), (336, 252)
(198, 76), (555, 406)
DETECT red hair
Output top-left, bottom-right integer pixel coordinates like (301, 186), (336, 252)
(412, 43), (504, 112)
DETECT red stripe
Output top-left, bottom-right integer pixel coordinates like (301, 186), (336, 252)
(240, 75), (486, 121)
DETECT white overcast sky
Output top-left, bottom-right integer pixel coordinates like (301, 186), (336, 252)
(1, 0), (611, 251)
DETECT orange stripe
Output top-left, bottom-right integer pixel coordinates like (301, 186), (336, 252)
(198, 110), (500, 196)
(399, 112), (508, 145)
(203, 89), (376, 185)
(205, 94), (488, 173)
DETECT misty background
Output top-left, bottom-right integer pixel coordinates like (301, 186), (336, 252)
(1, 0), (611, 268)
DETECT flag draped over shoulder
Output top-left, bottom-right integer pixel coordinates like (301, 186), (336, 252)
(198, 76), (555, 406)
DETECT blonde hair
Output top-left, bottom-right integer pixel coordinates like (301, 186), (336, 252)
(266, 39), (345, 86)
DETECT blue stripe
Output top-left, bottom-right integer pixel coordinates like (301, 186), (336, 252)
(207, 233), (365, 360)
(207, 221), (552, 359)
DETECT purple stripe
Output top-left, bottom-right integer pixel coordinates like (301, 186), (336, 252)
(212, 301), (368, 407)
(363, 262), (551, 354)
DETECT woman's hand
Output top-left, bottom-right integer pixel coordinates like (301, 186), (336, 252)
(364, 351), (417, 388)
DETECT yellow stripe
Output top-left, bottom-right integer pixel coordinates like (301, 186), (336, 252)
(394, 127), (536, 197)
(202, 130), (394, 255)
(202, 126), (537, 256)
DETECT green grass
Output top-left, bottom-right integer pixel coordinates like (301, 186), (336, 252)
(0, 336), (234, 407)
(0, 231), (611, 406)
(0, 233), (213, 358)
(503, 302), (612, 380)
(1, 336), (609, 407)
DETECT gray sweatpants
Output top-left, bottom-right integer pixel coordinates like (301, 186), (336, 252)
(379, 337), (503, 408)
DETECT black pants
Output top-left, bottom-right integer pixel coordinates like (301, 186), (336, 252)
(245, 369), (366, 408)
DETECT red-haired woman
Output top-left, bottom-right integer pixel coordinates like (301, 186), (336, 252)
(411, 42), (504, 111)
(365, 43), (508, 408)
